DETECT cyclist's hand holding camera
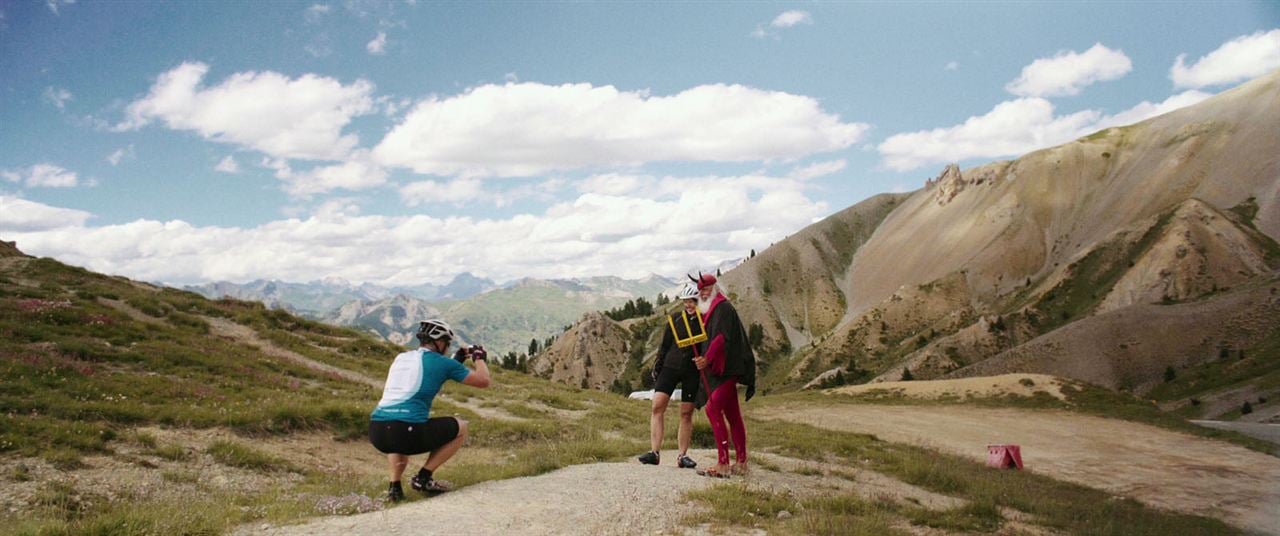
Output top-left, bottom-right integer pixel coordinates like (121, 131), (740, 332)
(469, 345), (487, 362)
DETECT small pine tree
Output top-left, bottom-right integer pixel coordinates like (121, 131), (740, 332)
(717, 268), (722, 277)
(748, 322), (764, 349)
(1242, 401), (1253, 415)
(529, 338), (539, 356)
(1219, 347), (1230, 360)
(750, 249), (756, 258)
(1163, 366), (1176, 383)
(901, 367), (914, 381)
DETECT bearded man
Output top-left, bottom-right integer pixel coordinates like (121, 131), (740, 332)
(690, 273), (756, 478)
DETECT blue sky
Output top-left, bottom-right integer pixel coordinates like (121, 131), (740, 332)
(1, 1), (1278, 285)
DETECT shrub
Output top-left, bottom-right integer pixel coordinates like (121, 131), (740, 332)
(1241, 402), (1253, 415)
(901, 368), (914, 381)
(206, 440), (294, 473)
(153, 444), (189, 461)
(1163, 366), (1176, 383)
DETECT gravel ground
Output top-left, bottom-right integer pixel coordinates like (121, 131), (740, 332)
(247, 462), (717, 536)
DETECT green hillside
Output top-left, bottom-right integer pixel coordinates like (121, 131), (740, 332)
(0, 245), (1251, 535)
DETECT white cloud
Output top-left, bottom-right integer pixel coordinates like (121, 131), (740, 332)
(215, 155), (241, 173)
(305, 3), (330, 23)
(771, 10), (812, 28)
(878, 89), (1214, 171)
(43, 87), (72, 110)
(280, 152), (387, 197)
(118, 62), (375, 161)
(578, 174), (643, 196)
(786, 159), (846, 181)
(945, 61), (959, 71)
(2, 171), (827, 285)
(374, 82), (867, 177)
(107, 145), (135, 166)
(1171, 29), (1280, 89)
(0, 195), (92, 231)
(399, 178), (485, 206)
(1093, 90), (1213, 130)
(3, 163), (82, 188)
(1005, 43), (1132, 97)
(366, 31), (387, 55)
(504, 72), (519, 83)
(750, 25), (768, 39)
(46, 0), (74, 15)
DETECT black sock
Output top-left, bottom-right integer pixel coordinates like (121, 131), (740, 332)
(417, 468), (433, 481)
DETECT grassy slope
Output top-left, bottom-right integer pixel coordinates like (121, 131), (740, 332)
(0, 253), (1243, 535)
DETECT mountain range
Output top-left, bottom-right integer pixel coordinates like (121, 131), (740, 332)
(188, 273), (675, 356)
(533, 68), (1280, 424)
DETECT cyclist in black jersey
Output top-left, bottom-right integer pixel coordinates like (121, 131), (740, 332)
(637, 284), (700, 469)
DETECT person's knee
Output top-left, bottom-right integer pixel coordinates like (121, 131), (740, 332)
(679, 404), (694, 419)
(651, 399), (669, 415)
(456, 419), (469, 439)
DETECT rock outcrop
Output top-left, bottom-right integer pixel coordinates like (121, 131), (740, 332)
(528, 312), (631, 390)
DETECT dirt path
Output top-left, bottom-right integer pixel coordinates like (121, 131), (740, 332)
(251, 463), (712, 535)
(247, 448), (989, 536)
(759, 404), (1280, 535)
(205, 317), (382, 389)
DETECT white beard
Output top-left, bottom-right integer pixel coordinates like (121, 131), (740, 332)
(697, 292), (717, 314)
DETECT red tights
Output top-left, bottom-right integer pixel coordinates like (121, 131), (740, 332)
(704, 377), (746, 466)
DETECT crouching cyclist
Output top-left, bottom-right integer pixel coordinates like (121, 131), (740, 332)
(369, 319), (491, 502)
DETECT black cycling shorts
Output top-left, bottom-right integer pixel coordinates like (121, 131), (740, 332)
(654, 366), (700, 403)
(368, 417), (460, 455)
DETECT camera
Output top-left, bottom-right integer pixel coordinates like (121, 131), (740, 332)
(452, 344), (487, 363)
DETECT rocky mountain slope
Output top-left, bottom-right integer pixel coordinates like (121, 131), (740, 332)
(539, 69), (1280, 418)
(527, 312), (634, 390)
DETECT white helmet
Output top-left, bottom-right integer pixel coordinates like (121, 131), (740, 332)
(676, 284), (699, 300)
(416, 319), (454, 343)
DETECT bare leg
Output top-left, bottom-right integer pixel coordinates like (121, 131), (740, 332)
(649, 393), (671, 453)
(387, 453), (409, 482)
(677, 402), (694, 455)
(424, 419), (468, 472)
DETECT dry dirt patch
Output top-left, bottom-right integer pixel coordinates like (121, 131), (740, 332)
(758, 404), (1280, 535)
(205, 316), (382, 388)
(834, 373), (1067, 401)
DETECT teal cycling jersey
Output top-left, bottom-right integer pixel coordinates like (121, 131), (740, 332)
(370, 349), (470, 423)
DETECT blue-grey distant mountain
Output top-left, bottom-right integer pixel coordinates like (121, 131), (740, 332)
(184, 278), (394, 316)
(188, 272), (675, 356)
(185, 272), (497, 316)
(328, 274), (676, 356)
(437, 272), (497, 300)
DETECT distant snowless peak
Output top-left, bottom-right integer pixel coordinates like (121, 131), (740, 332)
(319, 276), (352, 287)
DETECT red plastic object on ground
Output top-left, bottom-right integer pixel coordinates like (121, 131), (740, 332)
(986, 444), (1023, 469)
